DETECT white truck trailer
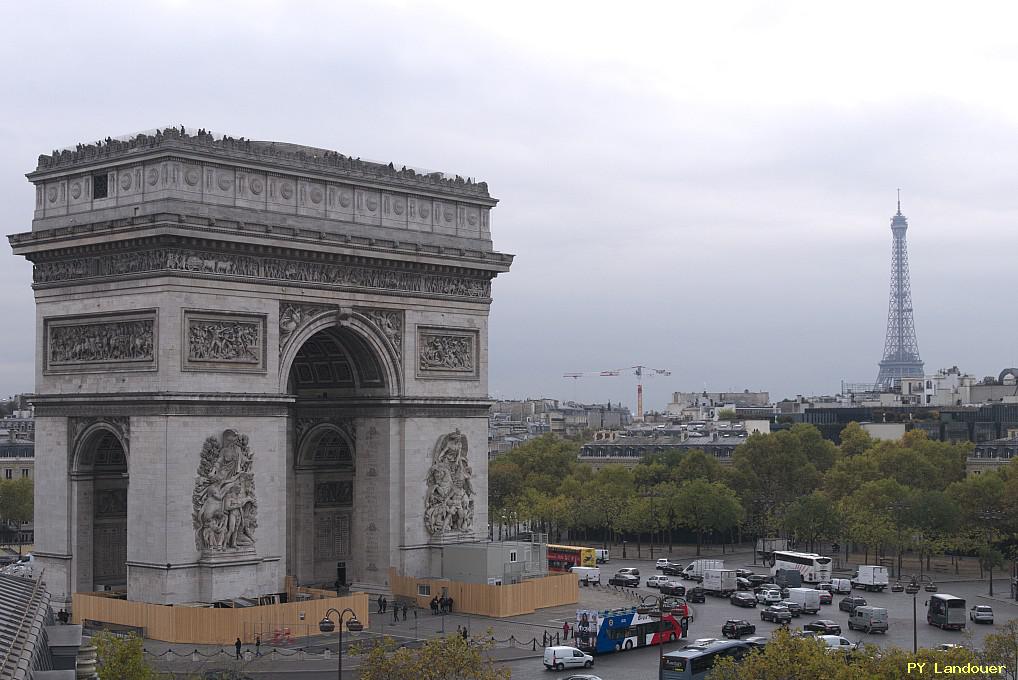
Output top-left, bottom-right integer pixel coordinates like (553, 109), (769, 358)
(702, 568), (737, 596)
(851, 565), (889, 592)
(681, 559), (724, 582)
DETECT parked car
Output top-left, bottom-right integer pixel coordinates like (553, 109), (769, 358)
(779, 600), (802, 617)
(736, 577), (753, 591)
(760, 605), (792, 623)
(746, 574), (770, 587)
(817, 590), (833, 605)
(756, 589), (782, 605)
(804, 620), (842, 635)
(660, 581), (686, 597)
(730, 592), (757, 608)
(617, 567), (640, 577)
(722, 619), (756, 639)
(970, 606), (994, 624)
(686, 586), (706, 603)
(543, 646), (594, 671)
(839, 596), (867, 614)
(662, 563), (684, 576)
(647, 575), (669, 589)
(609, 573), (640, 588)
(656, 559), (672, 570)
(735, 569), (755, 578)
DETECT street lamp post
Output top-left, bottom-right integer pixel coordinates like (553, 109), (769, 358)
(903, 574), (934, 654)
(319, 607), (364, 680)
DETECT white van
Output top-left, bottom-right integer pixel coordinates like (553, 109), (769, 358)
(570, 566), (601, 585)
(829, 578), (852, 594)
(786, 588), (821, 615)
(595, 549), (610, 564)
(851, 566), (889, 592)
(848, 606), (888, 633)
(543, 645), (593, 671)
(682, 559), (724, 581)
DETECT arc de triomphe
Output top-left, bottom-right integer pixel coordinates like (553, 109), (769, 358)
(9, 128), (512, 606)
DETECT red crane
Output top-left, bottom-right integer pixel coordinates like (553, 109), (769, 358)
(562, 365), (671, 421)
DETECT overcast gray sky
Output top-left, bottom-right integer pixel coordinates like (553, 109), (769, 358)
(3, 0), (1017, 412)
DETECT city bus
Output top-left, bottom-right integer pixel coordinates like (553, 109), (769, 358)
(927, 594), (966, 631)
(770, 551), (832, 583)
(661, 640), (753, 679)
(574, 603), (690, 655)
(547, 544), (597, 572)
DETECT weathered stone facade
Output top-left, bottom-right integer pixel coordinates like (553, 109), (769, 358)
(10, 128), (511, 606)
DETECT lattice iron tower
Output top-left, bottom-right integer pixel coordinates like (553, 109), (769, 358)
(876, 193), (924, 387)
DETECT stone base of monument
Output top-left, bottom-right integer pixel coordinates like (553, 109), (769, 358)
(197, 550), (262, 602)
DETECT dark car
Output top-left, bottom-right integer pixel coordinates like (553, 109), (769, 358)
(660, 581), (686, 597)
(662, 563), (684, 576)
(839, 596), (867, 613)
(730, 592), (757, 608)
(818, 590), (833, 605)
(736, 577), (753, 591)
(735, 569), (755, 578)
(609, 573), (640, 588)
(686, 586), (706, 603)
(744, 636), (769, 648)
(779, 600), (802, 617)
(760, 605), (792, 623)
(746, 574), (769, 587)
(804, 620), (842, 635)
(722, 619), (756, 639)
(616, 567), (640, 577)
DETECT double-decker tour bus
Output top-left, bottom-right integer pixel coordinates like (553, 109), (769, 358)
(574, 603), (690, 655)
(547, 544), (597, 572)
(770, 551), (832, 583)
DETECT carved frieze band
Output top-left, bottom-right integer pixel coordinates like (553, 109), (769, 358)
(45, 311), (157, 373)
(358, 308), (404, 362)
(33, 247), (493, 299)
(416, 326), (479, 380)
(184, 310), (266, 372)
(279, 302), (334, 358)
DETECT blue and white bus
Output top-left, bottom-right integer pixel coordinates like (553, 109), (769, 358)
(661, 640), (753, 679)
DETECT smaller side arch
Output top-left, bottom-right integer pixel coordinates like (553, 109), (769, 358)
(71, 422), (130, 474)
(296, 423), (356, 471)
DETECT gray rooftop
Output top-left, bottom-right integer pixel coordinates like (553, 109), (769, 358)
(0, 574), (52, 679)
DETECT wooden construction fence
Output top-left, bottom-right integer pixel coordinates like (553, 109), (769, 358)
(388, 569), (578, 618)
(71, 591), (369, 645)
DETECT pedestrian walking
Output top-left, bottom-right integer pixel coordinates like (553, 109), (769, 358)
(542, 630), (548, 646)
(234, 637), (242, 660)
(456, 624), (463, 636)
(255, 635), (261, 657)
(413, 606), (417, 621)
(430, 597), (439, 615)
(402, 603), (407, 621)
(562, 621), (570, 640)
(447, 596), (454, 613)
(393, 603), (399, 623)
(381, 596), (388, 613)
(462, 627), (468, 640)
(377, 594), (383, 613)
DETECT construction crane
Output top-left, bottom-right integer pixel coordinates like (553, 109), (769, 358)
(562, 365), (672, 421)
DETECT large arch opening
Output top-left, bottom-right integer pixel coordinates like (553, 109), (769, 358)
(72, 429), (129, 594)
(286, 324), (393, 589)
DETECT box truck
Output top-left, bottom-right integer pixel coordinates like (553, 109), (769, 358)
(851, 565), (889, 592)
(702, 569), (737, 596)
(681, 559), (724, 582)
(756, 537), (788, 561)
(786, 587), (821, 615)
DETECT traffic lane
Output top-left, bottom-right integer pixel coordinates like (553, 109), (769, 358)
(680, 580), (1016, 651)
(504, 642), (668, 680)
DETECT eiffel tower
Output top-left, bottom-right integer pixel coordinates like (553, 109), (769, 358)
(876, 193), (924, 387)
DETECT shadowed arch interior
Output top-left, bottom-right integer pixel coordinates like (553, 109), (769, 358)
(288, 326), (386, 395)
(72, 428), (129, 591)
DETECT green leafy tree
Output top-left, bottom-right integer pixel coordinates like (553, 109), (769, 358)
(672, 449), (724, 483)
(717, 408), (738, 421)
(984, 619), (1018, 680)
(94, 632), (163, 680)
(0, 478), (33, 551)
(782, 491), (840, 553)
(356, 634), (509, 680)
(839, 421), (875, 456)
(673, 479), (744, 555)
(840, 479), (907, 564)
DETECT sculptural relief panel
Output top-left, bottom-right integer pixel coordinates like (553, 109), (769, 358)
(183, 310), (266, 373)
(192, 429), (258, 553)
(44, 311), (157, 374)
(416, 326), (479, 380)
(357, 308), (403, 363)
(424, 431), (474, 536)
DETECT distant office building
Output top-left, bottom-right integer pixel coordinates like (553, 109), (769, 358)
(488, 399), (632, 457)
(577, 420), (763, 470)
(666, 390), (770, 420)
(967, 431), (1018, 475)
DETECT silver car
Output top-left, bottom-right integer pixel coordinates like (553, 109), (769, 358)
(969, 605), (994, 624)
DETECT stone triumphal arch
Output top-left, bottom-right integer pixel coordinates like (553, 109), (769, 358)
(10, 128), (512, 606)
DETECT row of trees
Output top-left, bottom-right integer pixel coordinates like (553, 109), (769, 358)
(491, 423), (1018, 571)
(0, 477), (33, 550)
